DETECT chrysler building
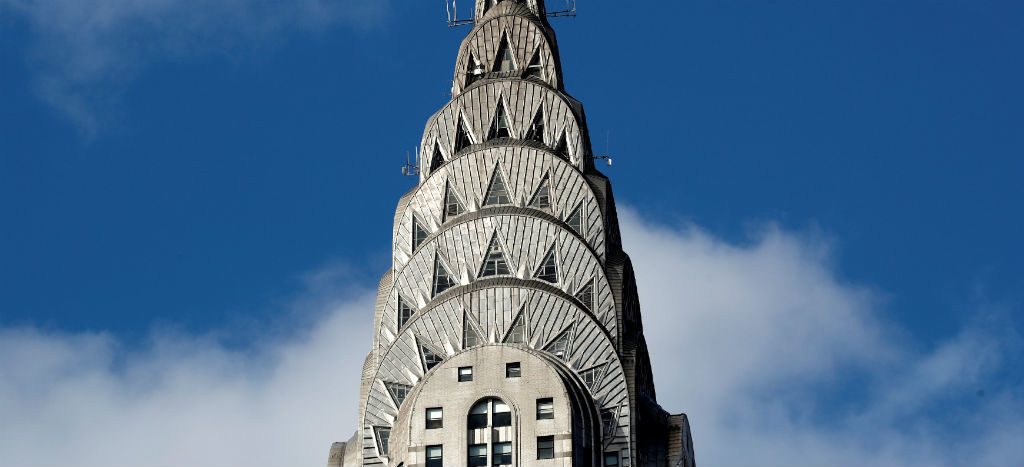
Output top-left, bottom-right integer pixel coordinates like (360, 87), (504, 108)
(328, 1), (696, 466)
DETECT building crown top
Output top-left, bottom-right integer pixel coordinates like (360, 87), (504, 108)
(474, 0), (546, 21)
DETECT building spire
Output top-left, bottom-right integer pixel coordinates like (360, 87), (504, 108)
(474, 0), (547, 21)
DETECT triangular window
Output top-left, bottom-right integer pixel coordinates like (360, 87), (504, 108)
(479, 234), (512, 277)
(412, 216), (429, 251)
(488, 100), (512, 140)
(525, 106), (545, 143)
(432, 256), (457, 297)
(554, 131), (569, 159)
(494, 35), (516, 72)
(463, 312), (484, 348)
(466, 54), (483, 86)
(483, 168), (512, 206)
(430, 142), (446, 173)
(443, 182), (467, 221)
(503, 306), (527, 344)
(529, 176), (552, 209)
(535, 247), (558, 283)
(420, 343), (445, 372)
(385, 381), (413, 408)
(544, 327), (572, 359)
(575, 279), (594, 312)
(374, 426), (391, 457)
(566, 203), (584, 235)
(524, 47), (543, 79)
(454, 115), (473, 154)
(601, 409), (617, 438)
(579, 363), (606, 390)
(397, 296), (415, 329)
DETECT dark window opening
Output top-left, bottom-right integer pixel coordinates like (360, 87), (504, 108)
(454, 116), (473, 153)
(412, 217), (429, 251)
(524, 48), (544, 79)
(432, 257), (457, 297)
(494, 36), (515, 72)
(458, 366), (474, 382)
(493, 442), (512, 466)
(426, 407), (443, 429)
(537, 436), (555, 459)
(430, 143), (446, 173)
(398, 297), (414, 329)
(488, 101), (512, 140)
(463, 312), (483, 348)
(422, 345), (445, 372)
(426, 445), (443, 467)
(503, 308), (527, 344)
(443, 183), (467, 221)
(529, 177), (551, 209)
(480, 235), (511, 277)
(468, 444), (487, 467)
(506, 362), (521, 378)
(566, 203), (584, 235)
(374, 427), (391, 457)
(484, 169), (512, 206)
(525, 106), (545, 143)
(536, 398), (554, 420)
(535, 248), (559, 283)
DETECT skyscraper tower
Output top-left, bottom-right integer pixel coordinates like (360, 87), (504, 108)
(328, 2), (696, 466)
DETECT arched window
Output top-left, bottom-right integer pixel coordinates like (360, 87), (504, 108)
(467, 398), (514, 466)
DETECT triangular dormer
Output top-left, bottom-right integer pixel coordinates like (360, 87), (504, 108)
(525, 105), (545, 143)
(483, 166), (512, 206)
(493, 34), (516, 72)
(488, 99), (512, 140)
(453, 114), (473, 154)
(443, 182), (468, 222)
(479, 233), (512, 277)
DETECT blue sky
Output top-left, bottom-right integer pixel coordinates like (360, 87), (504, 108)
(1, 1), (1023, 466)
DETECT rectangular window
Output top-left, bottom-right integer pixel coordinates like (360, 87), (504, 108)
(537, 398), (554, 420)
(537, 436), (555, 460)
(505, 362), (521, 378)
(425, 407), (443, 429)
(458, 366), (473, 382)
(468, 444), (487, 467)
(492, 400), (512, 427)
(426, 445), (443, 467)
(604, 452), (620, 466)
(492, 442), (512, 466)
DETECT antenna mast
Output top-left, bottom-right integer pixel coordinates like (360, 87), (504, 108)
(446, 0), (577, 28)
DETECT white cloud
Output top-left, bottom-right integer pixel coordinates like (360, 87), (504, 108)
(622, 208), (1024, 466)
(0, 210), (1021, 466)
(0, 0), (389, 134)
(0, 271), (374, 467)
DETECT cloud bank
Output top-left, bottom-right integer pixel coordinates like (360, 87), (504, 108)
(1, 210), (1021, 466)
(0, 0), (389, 134)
